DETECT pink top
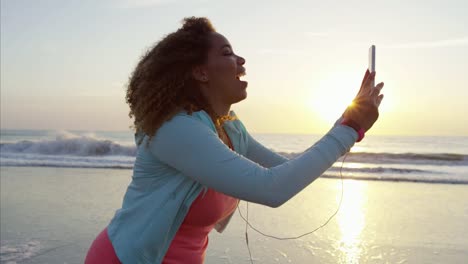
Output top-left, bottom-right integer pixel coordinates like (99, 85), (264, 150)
(162, 134), (238, 264)
(162, 188), (238, 264)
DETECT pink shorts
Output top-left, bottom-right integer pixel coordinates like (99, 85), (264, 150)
(84, 228), (121, 264)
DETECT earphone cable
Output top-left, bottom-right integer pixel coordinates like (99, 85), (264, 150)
(237, 153), (349, 262)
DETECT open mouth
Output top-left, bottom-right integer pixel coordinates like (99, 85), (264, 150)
(236, 71), (246, 80)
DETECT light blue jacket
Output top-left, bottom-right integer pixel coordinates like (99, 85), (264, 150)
(107, 110), (357, 263)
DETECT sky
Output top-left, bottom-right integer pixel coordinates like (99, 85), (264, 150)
(1, 0), (467, 136)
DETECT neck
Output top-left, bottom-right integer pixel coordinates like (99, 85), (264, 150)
(211, 102), (231, 117)
(200, 89), (231, 117)
(198, 84), (231, 118)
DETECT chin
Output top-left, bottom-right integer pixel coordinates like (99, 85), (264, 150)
(233, 91), (247, 104)
(240, 90), (247, 100)
(227, 82), (248, 104)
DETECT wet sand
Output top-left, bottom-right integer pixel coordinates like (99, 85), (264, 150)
(1, 166), (467, 263)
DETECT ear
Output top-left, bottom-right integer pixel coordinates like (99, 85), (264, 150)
(192, 66), (209, 82)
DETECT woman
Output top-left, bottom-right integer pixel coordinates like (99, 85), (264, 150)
(85, 17), (384, 264)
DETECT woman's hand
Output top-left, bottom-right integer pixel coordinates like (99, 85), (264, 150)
(343, 70), (384, 132)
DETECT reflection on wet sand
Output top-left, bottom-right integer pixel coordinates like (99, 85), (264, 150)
(336, 180), (367, 264)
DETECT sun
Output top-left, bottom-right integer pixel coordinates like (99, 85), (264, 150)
(308, 72), (359, 124)
(308, 71), (392, 125)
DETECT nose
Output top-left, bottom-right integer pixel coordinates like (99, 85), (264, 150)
(237, 55), (245, 66)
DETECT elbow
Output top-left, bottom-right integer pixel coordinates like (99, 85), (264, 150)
(250, 168), (292, 208)
(263, 194), (288, 208)
(260, 171), (290, 208)
(267, 199), (284, 208)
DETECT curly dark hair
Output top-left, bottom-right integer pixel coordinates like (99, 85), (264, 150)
(126, 17), (222, 143)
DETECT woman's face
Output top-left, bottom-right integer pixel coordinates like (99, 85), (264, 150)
(198, 32), (247, 106)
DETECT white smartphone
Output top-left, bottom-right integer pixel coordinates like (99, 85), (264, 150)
(368, 45), (376, 87)
(368, 45), (376, 73)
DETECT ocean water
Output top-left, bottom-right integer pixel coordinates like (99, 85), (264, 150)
(1, 129), (467, 184)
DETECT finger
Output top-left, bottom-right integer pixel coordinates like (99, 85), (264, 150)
(360, 69), (370, 88)
(362, 71), (376, 95)
(371, 82), (384, 96)
(357, 69), (370, 94)
(376, 94), (384, 107)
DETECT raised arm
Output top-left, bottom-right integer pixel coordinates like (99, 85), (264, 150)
(245, 133), (289, 168)
(245, 116), (349, 167)
(150, 115), (357, 208)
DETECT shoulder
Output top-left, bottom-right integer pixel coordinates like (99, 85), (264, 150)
(161, 110), (248, 135)
(151, 110), (218, 145)
(161, 110), (217, 134)
(134, 111), (217, 147)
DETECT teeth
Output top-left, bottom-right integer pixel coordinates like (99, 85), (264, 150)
(237, 72), (246, 78)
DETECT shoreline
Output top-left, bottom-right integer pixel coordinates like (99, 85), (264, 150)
(1, 165), (467, 185)
(321, 173), (468, 185)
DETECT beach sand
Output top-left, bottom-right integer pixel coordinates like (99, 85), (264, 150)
(1, 166), (467, 263)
